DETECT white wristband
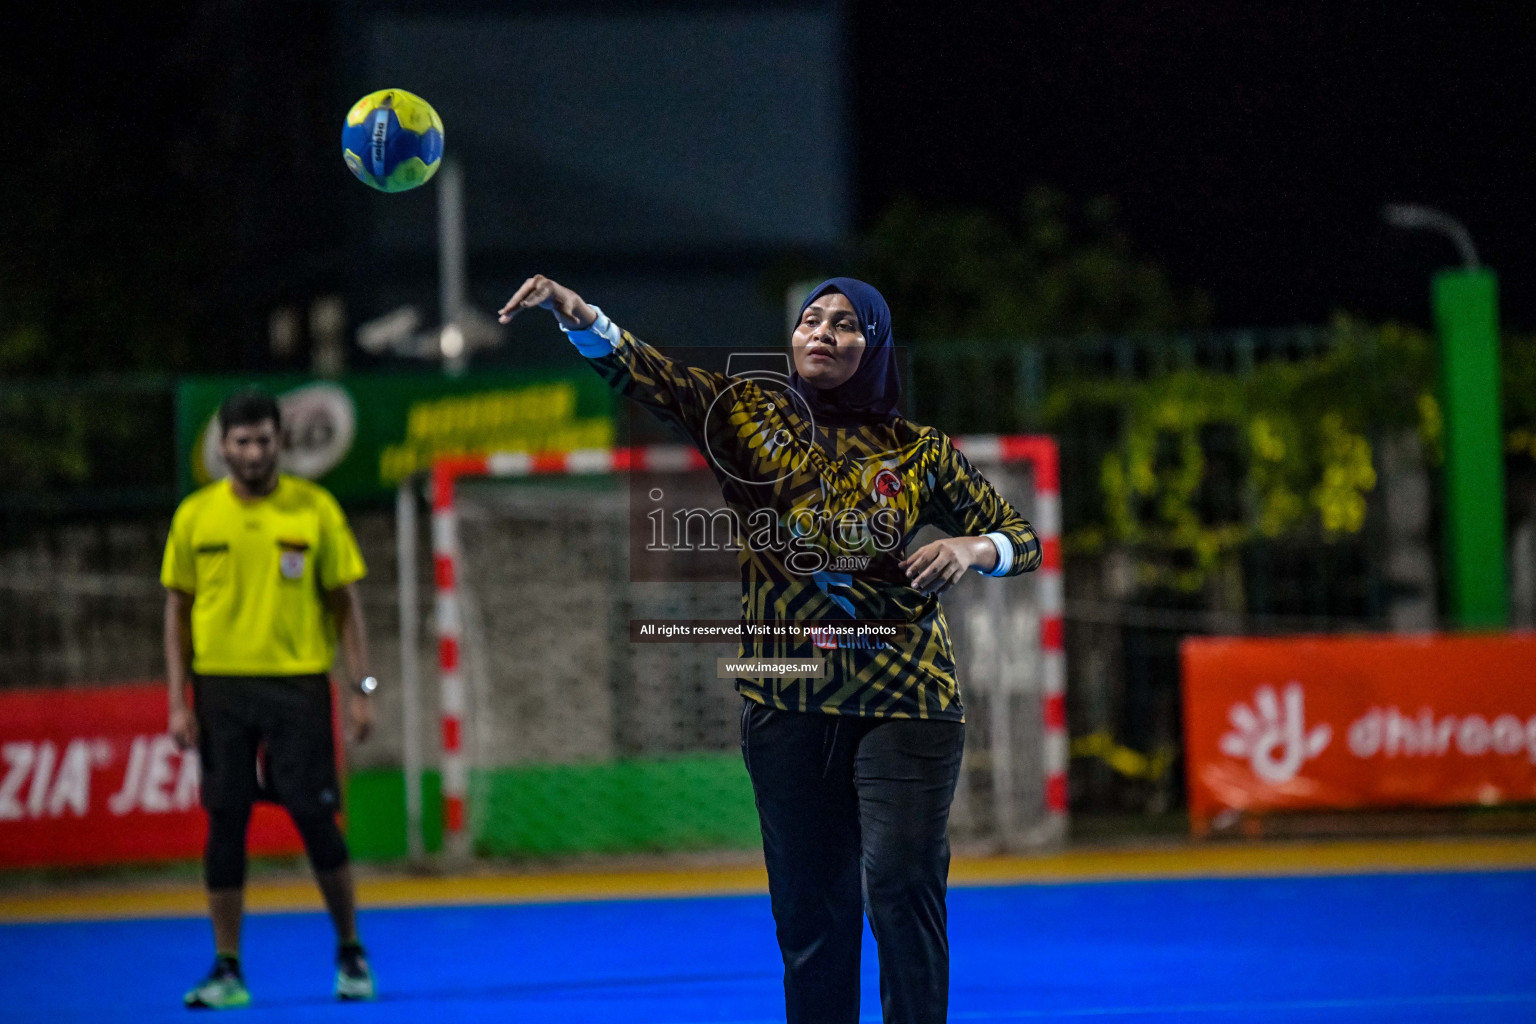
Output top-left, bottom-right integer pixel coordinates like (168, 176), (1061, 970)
(559, 304), (622, 356)
(977, 532), (1013, 577)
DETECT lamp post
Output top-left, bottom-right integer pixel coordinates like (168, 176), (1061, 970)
(1383, 204), (1507, 629)
(438, 158), (468, 376)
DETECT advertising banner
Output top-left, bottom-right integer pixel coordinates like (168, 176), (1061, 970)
(1182, 634), (1536, 829)
(0, 684), (304, 868)
(176, 370), (614, 500)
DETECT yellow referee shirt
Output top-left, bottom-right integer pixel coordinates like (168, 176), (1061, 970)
(161, 475), (367, 676)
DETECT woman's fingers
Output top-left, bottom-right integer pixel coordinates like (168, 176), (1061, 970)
(910, 550), (947, 586)
(916, 570), (953, 593)
(901, 545), (935, 580)
(498, 275), (563, 323)
(900, 543), (937, 572)
(498, 278), (538, 321)
(519, 279), (552, 312)
(927, 560), (965, 594)
(908, 547), (956, 591)
(906, 540), (972, 593)
(526, 280), (554, 308)
(915, 569), (953, 594)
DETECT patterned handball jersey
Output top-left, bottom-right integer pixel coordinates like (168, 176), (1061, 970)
(590, 330), (1042, 722)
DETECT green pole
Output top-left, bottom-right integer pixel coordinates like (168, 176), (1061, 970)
(1432, 268), (1507, 629)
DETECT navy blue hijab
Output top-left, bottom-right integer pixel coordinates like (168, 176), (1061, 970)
(789, 278), (903, 429)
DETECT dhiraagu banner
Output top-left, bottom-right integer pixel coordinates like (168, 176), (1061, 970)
(177, 371), (614, 500)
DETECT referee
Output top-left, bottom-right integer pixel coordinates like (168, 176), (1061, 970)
(163, 388), (378, 1009)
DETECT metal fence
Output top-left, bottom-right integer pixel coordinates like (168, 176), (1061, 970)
(907, 327), (1410, 814)
(0, 518), (169, 687)
(908, 327), (1333, 435)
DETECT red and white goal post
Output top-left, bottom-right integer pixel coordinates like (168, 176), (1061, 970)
(422, 434), (1065, 853)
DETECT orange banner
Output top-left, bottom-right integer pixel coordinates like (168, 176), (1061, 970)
(0, 683), (305, 869)
(1182, 634), (1536, 829)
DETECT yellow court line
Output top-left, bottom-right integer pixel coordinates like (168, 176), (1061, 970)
(948, 836), (1536, 884)
(4, 837), (1535, 923)
(0, 866), (771, 923)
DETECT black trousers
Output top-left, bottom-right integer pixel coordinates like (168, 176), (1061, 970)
(740, 698), (965, 1024)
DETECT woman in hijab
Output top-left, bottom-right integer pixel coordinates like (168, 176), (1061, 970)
(500, 274), (1043, 1024)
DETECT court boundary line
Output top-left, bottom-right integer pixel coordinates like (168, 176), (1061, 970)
(4, 835), (1535, 923)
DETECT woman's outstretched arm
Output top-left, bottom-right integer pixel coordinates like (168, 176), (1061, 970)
(500, 274), (736, 449)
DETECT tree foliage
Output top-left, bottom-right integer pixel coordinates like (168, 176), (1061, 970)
(1046, 319), (1536, 593)
(854, 188), (1212, 340)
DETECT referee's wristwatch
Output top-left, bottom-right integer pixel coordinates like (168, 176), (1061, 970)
(354, 675), (379, 697)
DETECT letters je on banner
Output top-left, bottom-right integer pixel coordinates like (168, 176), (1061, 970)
(0, 683), (302, 868)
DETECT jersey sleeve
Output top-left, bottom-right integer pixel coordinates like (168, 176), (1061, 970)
(317, 492), (368, 589)
(587, 330), (736, 449)
(924, 435), (1043, 578)
(160, 500), (198, 593)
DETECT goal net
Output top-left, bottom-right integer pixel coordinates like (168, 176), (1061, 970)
(427, 435), (1064, 858)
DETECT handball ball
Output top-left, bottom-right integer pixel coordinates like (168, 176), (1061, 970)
(341, 88), (444, 193)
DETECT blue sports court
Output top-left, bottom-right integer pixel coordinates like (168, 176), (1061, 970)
(3, 862), (1534, 1023)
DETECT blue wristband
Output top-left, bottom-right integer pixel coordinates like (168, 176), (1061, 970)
(559, 305), (622, 357)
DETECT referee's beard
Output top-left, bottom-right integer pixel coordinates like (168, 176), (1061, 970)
(231, 460), (278, 495)
(221, 425), (281, 498)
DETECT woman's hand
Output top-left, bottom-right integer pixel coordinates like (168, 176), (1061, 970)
(900, 536), (999, 595)
(498, 275), (598, 330)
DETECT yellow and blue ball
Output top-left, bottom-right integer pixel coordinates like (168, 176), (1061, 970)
(341, 89), (444, 193)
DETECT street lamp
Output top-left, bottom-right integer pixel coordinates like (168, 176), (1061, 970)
(1381, 203), (1481, 269)
(354, 158), (501, 372)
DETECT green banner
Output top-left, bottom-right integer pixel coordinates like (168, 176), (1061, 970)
(176, 370), (615, 500)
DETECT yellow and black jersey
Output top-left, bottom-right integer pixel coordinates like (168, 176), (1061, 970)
(588, 328), (1042, 722)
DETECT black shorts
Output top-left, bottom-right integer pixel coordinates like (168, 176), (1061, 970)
(193, 674), (341, 817)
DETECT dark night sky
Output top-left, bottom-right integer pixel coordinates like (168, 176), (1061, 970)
(852, 1), (1536, 330)
(9, 0), (1536, 376)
